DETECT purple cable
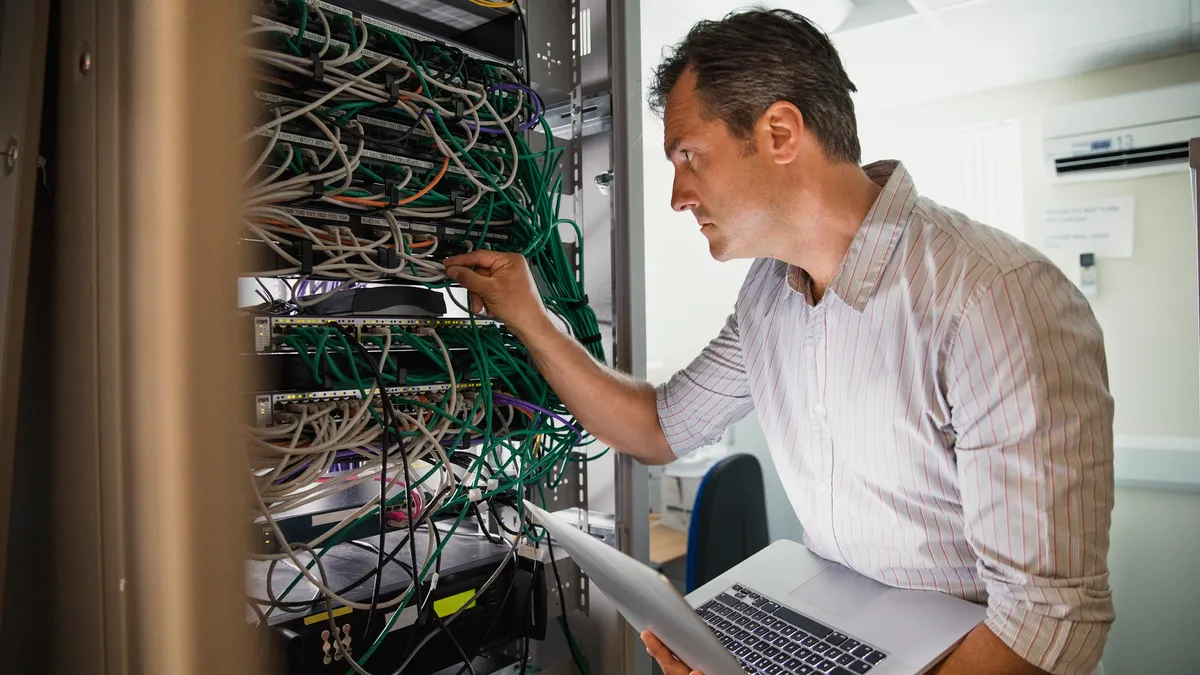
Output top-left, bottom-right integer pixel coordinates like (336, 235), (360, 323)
(491, 392), (582, 441)
(274, 448), (371, 484)
(462, 83), (544, 134)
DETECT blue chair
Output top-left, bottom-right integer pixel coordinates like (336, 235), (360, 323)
(685, 453), (770, 593)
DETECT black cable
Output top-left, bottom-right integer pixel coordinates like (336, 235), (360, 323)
(472, 503), (503, 545)
(546, 534), (588, 675)
(449, 557), (519, 675)
(297, 541), (362, 672)
(513, 2), (531, 86)
(435, 612), (479, 675)
(332, 322), (420, 641)
(448, 508), (525, 675)
(518, 578), (533, 675)
(253, 485), (453, 612)
(491, 500), (522, 536)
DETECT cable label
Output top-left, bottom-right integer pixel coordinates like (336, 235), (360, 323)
(312, 1), (353, 17)
(358, 147), (486, 180)
(251, 16), (351, 52)
(256, 128), (342, 151)
(274, 205), (351, 222)
(356, 114), (427, 137)
(360, 215), (509, 242)
(254, 91), (300, 105)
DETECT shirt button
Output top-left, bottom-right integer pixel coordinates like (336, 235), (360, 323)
(813, 404), (827, 419)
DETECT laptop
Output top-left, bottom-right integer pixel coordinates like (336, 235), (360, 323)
(524, 500), (985, 675)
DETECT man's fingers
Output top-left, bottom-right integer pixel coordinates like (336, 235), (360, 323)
(469, 293), (486, 316)
(444, 265), (490, 293)
(641, 631), (697, 675)
(442, 249), (508, 270)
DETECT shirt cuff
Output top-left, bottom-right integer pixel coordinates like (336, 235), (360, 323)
(984, 586), (1113, 675)
(656, 382), (703, 459)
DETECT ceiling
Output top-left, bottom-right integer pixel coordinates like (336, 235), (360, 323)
(832, 0), (1200, 110)
(641, 0), (1200, 112)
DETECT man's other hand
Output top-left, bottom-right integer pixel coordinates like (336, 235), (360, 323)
(642, 630), (705, 675)
(442, 251), (549, 334)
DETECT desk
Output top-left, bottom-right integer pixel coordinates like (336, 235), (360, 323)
(648, 513), (688, 566)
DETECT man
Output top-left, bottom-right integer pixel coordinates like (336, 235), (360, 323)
(445, 9), (1115, 675)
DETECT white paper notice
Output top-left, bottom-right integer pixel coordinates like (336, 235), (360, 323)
(1042, 196), (1135, 258)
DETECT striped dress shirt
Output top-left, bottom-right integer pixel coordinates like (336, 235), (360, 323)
(656, 161), (1115, 675)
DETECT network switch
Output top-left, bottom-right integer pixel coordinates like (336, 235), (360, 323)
(254, 315), (504, 353)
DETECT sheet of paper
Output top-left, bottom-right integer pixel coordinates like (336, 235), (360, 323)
(1042, 196), (1135, 258)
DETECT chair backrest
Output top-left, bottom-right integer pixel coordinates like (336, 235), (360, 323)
(686, 453), (770, 593)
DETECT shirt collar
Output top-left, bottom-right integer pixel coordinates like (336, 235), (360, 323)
(821, 160), (919, 313)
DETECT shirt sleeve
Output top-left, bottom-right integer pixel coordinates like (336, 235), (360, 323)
(946, 261), (1115, 675)
(656, 313), (755, 458)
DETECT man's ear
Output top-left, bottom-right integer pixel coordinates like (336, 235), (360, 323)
(759, 101), (804, 165)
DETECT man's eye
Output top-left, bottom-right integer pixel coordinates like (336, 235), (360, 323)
(682, 150), (693, 162)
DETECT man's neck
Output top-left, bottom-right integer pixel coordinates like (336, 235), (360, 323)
(779, 164), (883, 302)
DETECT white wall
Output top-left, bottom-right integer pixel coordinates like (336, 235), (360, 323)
(640, 1), (756, 387)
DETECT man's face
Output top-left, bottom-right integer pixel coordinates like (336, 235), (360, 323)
(663, 69), (784, 262)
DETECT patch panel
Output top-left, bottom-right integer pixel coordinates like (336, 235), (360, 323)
(255, 380), (488, 426)
(254, 314), (504, 352)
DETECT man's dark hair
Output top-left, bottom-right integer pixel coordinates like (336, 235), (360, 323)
(649, 9), (861, 163)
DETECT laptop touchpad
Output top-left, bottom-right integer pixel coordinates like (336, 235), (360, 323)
(787, 564), (890, 619)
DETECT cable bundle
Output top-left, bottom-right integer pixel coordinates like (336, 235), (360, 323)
(241, 3), (602, 673)
(240, 0), (599, 358)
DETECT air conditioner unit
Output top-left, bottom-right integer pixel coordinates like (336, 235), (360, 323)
(1044, 81), (1200, 181)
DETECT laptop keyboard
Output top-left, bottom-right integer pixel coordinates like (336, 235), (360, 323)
(697, 584), (889, 675)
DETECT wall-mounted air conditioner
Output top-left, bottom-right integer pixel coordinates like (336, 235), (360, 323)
(1044, 81), (1200, 181)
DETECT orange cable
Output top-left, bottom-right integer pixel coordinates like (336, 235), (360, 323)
(330, 155), (450, 208)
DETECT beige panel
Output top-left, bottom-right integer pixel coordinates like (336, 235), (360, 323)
(122, 0), (253, 673)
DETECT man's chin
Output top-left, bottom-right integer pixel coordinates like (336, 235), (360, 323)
(703, 230), (746, 262)
(707, 242), (735, 263)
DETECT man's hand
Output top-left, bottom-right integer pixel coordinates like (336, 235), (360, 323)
(444, 251), (675, 465)
(443, 251), (550, 337)
(642, 631), (704, 675)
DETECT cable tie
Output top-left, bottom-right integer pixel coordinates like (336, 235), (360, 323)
(563, 294), (590, 310)
(486, 478), (498, 492)
(384, 178), (399, 209)
(468, 488), (482, 502)
(296, 239), (314, 276)
(518, 543), (544, 562)
(477, 501), (490, 518)
(385, 73), (400, 108)
(577, 333), (602, 346)
(451, 185), (467, 216)
(305, 178), (325, 203)
(377, 247), (398, 271)
(430, 572), (439, 591)
(311, 51), (325, 83)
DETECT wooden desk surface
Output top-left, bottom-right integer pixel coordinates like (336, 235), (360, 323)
(648, 513), (688, 565)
